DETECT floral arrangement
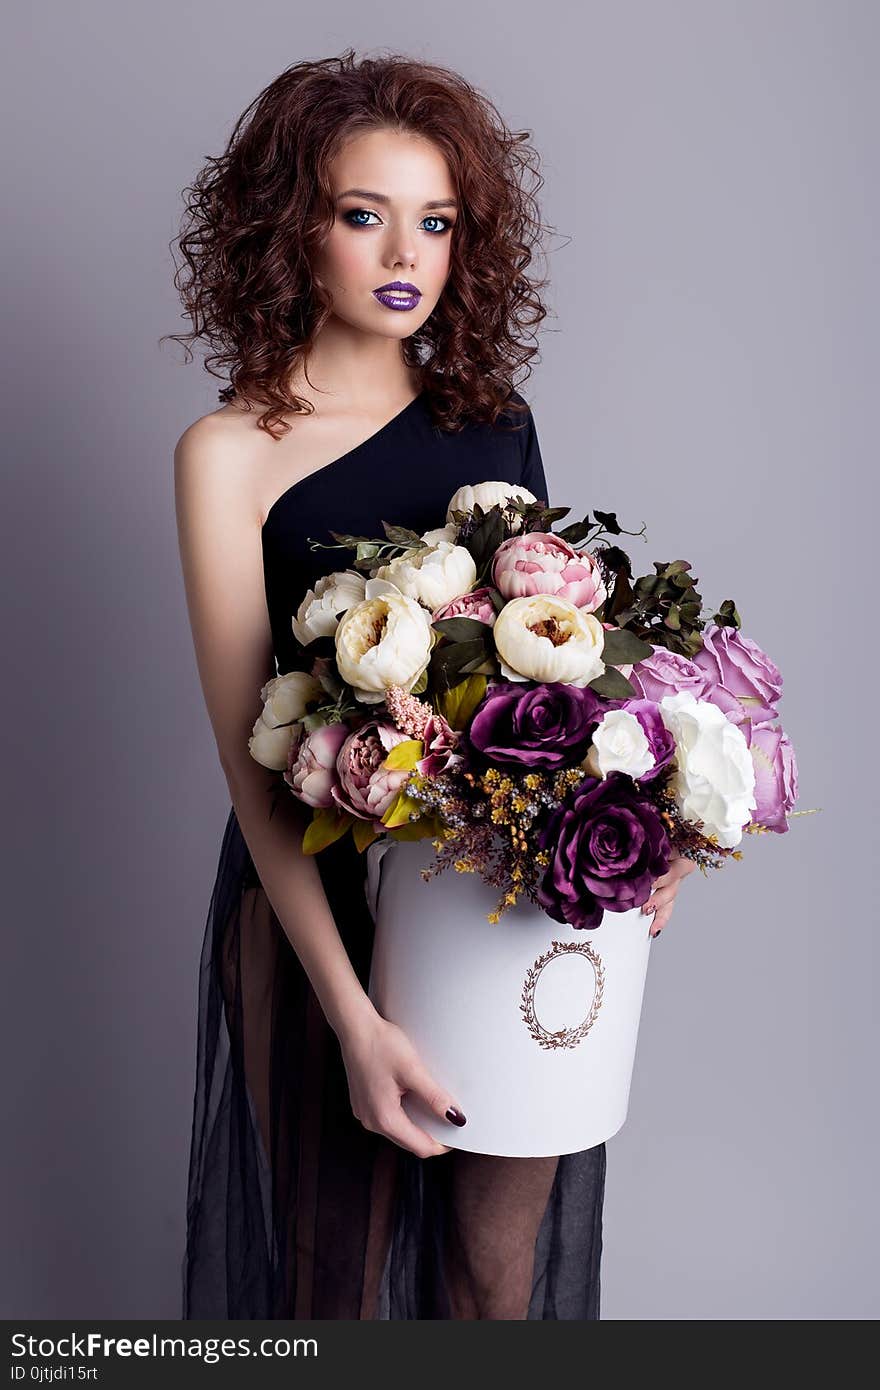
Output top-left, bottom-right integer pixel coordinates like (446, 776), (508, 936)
(249, 481), (806, 925)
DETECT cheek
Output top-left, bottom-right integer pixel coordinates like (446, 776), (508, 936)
(320, 230), (373, 284)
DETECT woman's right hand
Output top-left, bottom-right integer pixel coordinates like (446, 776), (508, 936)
(339, 1010), (467, 1158)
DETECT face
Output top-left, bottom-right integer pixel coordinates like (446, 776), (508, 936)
(313, 127), (458, 338)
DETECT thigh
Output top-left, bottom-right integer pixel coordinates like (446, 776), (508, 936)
(443, 1149), (560, 1319)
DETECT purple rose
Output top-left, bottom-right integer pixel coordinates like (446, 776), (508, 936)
(690, 623), (783, 723)
(628, 647), (712, 703)
(465, 681), (606, 769)
(749, 721), (799, 832)
(537, 772), (672, 929)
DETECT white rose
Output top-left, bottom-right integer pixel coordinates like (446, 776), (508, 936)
(248, 670), (322, 770)
(291, 569), (366, 646)
(493, 595), (606, 686)
(592, 709), (656, 779)
(445, 480), (537, 532)
(659, 690), (757, 848)
(374, 540), (477, 612)
(334, 579), (434, 704)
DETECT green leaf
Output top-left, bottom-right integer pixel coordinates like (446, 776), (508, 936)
(664, 603), (682, 631)
(380, 521), (425, 549)
(302, 807), (354, 855)
(431, 615), (495, 643)
(381, 787), (422, 829)
(589, 667), (637, 698)
(389, 816), (444, 842)
(600, 626), (654, 664)
(352, 818), (381, 853)
(438, 674), (487, 730)
(381, 739), (424, 772)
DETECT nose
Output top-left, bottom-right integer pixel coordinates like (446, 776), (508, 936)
(386, 231), (417, 272)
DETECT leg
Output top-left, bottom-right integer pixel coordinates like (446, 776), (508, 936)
(442, 1150), (560, 1319)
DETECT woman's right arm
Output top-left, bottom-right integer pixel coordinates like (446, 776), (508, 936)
(173, 417), (464, 1156)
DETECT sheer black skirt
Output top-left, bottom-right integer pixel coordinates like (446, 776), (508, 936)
(182, 806), (607, 1319)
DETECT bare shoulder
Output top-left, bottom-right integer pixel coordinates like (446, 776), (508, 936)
(174, 405), (259, 531)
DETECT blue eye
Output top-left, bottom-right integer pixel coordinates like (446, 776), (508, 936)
(342, 208), (454, 234)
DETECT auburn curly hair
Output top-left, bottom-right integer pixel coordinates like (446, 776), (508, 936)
(164, 49), (552, 440)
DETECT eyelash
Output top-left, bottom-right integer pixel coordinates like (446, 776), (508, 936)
(342, 208), (454, 235)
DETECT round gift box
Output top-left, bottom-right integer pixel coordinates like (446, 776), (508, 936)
(365, 835), (655, 1158)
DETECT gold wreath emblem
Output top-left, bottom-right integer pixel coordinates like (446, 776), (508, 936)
(519, 940), (605, 1050)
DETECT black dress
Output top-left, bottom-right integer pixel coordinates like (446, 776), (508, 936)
(182, 388), (607, 1319)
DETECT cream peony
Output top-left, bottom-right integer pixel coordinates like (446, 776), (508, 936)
(421, 523), (459, 545)
(492, 595), (606, 686)
(334, 578), (435, 704)
(248, 669), (322, 770)
(445, 480), (537, 532)
(591, 709), (656, 779)
(374, 540), (477, 611)
(658, 690), (757, 848)
(291, 569), (366, 646)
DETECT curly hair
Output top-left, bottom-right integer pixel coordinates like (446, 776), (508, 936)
(164, 49), (552, 440)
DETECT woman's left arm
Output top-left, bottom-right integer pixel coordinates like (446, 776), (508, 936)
(641, 852), (698, 936)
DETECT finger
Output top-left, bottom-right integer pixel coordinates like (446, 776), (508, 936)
(400, 1057), (468, 1129)
(641, 885), (676, 915)
(648, 902), (674, 936)
(383, 1102), (453, 1159)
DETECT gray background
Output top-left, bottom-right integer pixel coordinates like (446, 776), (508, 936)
(2, 1), (875, 1320)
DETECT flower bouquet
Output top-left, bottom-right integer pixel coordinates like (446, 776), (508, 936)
(249, 481), (806, 1155)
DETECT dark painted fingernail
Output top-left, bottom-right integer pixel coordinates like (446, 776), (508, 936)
(445, 1105), (467, 1126)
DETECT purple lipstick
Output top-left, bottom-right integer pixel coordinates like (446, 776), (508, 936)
(372, 279), (422, 311)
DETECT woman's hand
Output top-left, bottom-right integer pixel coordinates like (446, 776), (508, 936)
(642, 851), (697, 937)
(339, 1010), (466, 1159)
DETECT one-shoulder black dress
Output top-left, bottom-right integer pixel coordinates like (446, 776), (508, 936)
(182, 388), (607, 1319)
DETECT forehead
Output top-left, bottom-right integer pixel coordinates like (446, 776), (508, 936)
(330, 128), (455, 199)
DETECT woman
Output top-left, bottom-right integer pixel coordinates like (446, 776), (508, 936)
(171, 49), (693, 1321)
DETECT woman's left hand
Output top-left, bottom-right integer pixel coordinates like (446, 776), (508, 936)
(642, 852), (697, 937)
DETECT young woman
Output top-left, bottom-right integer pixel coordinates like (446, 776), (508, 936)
(171, 50), (693, 1321)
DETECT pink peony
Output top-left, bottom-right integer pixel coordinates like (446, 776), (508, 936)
(690, 623), (783, 723)
(331, 720), (411, 827)
(748, 721), (799, 832)
(433, 585), (498, 626)
(491, 533), (607, 611)
(284, 722), (350, 809)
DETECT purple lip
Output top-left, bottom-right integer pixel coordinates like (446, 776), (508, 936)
(374, 281), (420, 294)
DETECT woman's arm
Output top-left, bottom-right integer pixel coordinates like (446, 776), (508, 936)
(174, 416), (373, 1040)
(173, 416), (464, 1155)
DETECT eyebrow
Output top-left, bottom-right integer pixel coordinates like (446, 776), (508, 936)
(336, 187), (458, 210)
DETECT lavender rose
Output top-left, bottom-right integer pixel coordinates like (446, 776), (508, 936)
(537, 772), (672, 929)
(331, 720), (411, 827)
(464, 681), (606, 769)
(690, 623), (783, 723)
(749, 721), (799, 832)
(628, 647), (712, 703)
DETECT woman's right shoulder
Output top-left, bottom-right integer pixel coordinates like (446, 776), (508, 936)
(174, 405), (263, 534)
